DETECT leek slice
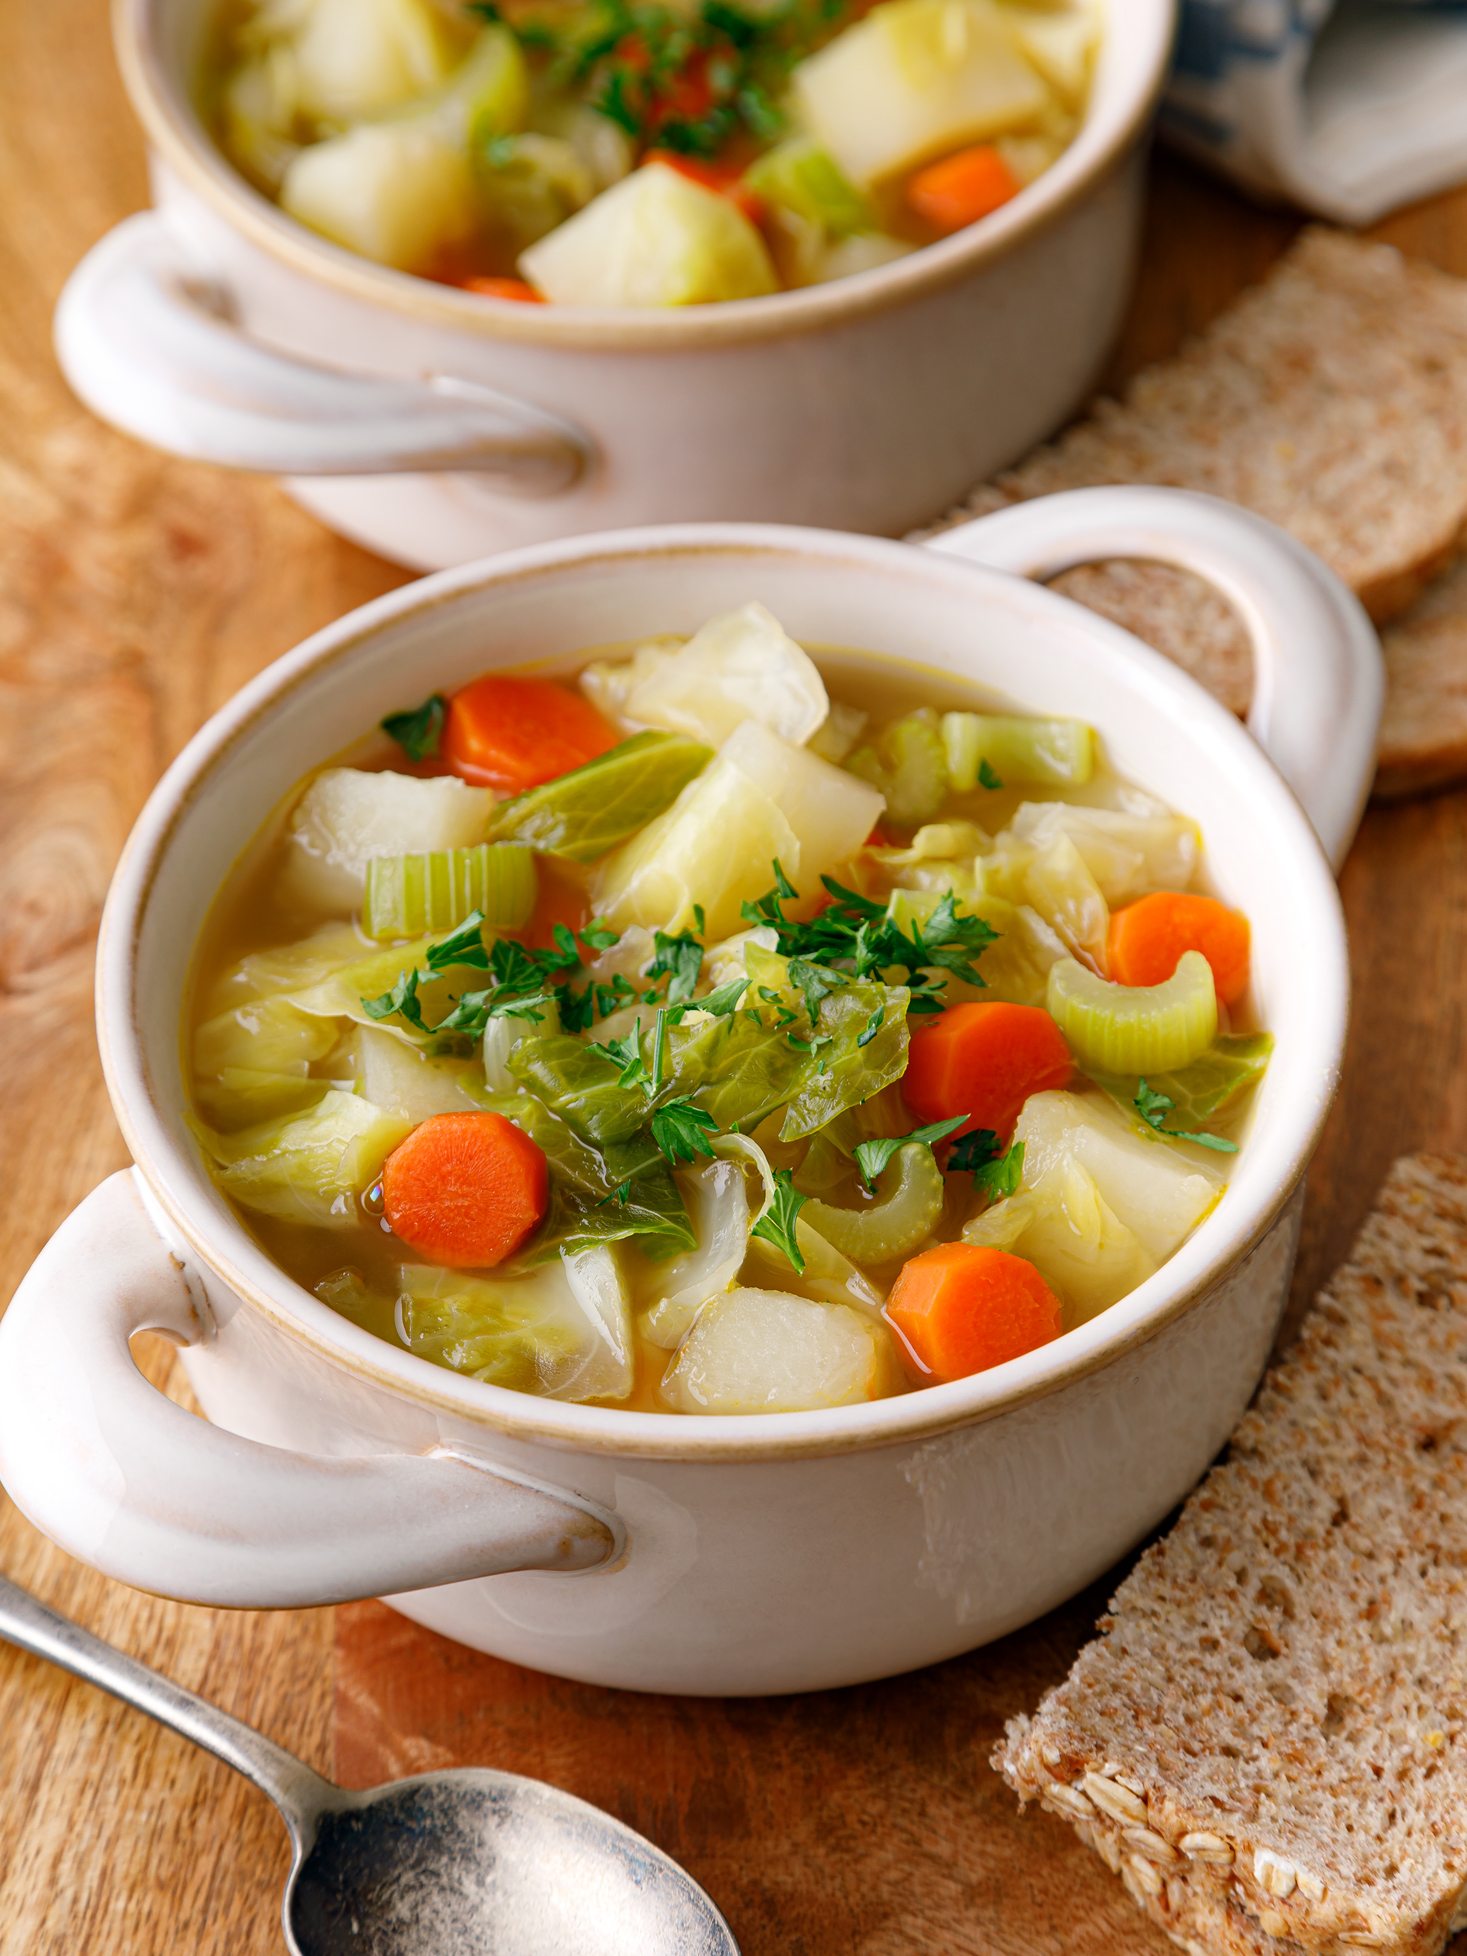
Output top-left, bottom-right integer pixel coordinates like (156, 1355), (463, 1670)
(940, 712), (1094, 790)
(363, 842), (536, 938)
(487, 731), (712, 863)
(803, 1140), (944, 1263)
(1048, 950), (1217, 1074)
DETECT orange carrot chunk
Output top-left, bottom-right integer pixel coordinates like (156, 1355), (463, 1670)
(1106, 892), (1251, 1006)
(382, 1112), (548, 1269)
(442, 675), (621, 793)
(902, 1001), (1072, 1141)
(905, 144), (1020, 234)
(461, 275), (546, 302)
(887, 1242), (1061, 1383)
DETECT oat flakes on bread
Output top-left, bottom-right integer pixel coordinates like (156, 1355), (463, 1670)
(994, 1153), (1467, 1956)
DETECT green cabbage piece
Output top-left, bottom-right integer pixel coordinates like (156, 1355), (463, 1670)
(1084, 1034), (1274, 1139)
(488, 730), (713, 863)
(193, 994), (340, 1130)
(846, 709), (948, 824)
(195, 1090), (413, 1228)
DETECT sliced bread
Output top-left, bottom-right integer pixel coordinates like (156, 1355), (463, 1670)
(920, 229), (1467, 786)
(1376, 561), (1467, 801)
(994, 1152), (1467, 1956)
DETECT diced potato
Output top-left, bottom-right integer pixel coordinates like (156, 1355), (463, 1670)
(352, 1025), (486, 1121)
(719, 720), (885, 912)
(519, 162), (778, 307)
(624, 603), (829, 750)
(591, 750), (801, 940)
(291, 0), (457, 124)
(199, 1090), (413, 1228)
(963, 1160), (1157, 1321)
(282, 768), (493, 913)
(794, 0), (1051, 187)
(281, 124), (477, 272)
(639, 1157), (751, 1348)
(1014, 1090), (1225, 1263)
(661, 1288), (895, 1412)
(1007, 802), (1201, 907)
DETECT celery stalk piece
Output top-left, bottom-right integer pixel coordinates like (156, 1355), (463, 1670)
(941, 711), (1094, 790)
(519, 162), (777, 306)
(487, 731), (712, 863)
(846, 710), (948, 824)
(804, 1141), (944, 1263)
(1048, 950), (1218, 1075)
(793, 0), (1051, 187)
(363, 842), (536, 939)
(284, 768), (493, 912)
(743, 138), (873, 240)
(660, 1288), (897, 1413)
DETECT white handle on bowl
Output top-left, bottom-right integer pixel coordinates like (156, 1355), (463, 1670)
(923, 485), (1384, 868)
(53, 210), (590, 493)
(0, 1170), (623, 1608)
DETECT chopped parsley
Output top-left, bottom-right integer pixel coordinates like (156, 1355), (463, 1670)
(949, 1128), (1027, 1200)
(977, 757), (1004, 791)
(380, 693), (446, 763)
(853, 1115), (968, 1190)
(650, 1096), (720, 1166)
(750, 1166), (809, 1272)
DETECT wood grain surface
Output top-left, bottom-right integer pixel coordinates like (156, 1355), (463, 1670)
(3, 2), (1467, 1950)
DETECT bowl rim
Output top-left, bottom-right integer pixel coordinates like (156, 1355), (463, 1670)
(113, 0), (1176, 353)
(98, 521), (1346, 1464)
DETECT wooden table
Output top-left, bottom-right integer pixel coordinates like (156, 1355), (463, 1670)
(3, 5), (1467, 1950)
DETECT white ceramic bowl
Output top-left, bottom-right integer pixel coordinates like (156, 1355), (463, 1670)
(0, 488), (1381, 1695)
(52, 0), (1174, 569)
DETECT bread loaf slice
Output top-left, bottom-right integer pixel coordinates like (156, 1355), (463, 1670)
(920, 229), (1467, 773)
(1375, 561), (1467, 801)
(994, 1153), (1467, 1956)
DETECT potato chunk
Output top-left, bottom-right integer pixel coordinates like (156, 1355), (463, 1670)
(662, 1288), (895, 1412)
(281, 124), (477, 272)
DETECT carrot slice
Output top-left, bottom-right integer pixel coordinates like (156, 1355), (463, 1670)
(461, 275), (546, 303)
(902, 1001), (1072, 1141)
(382, 1112), (548, 1269)
(442, 676), (621, 793)
(886, 1242), (1061, 1383)
(905, 144), (1019, 235)
(1106, 892), (1251, 1006)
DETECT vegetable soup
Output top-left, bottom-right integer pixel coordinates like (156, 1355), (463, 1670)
(206, 0), (1097, 303)
(188, 604), (1269, 1415)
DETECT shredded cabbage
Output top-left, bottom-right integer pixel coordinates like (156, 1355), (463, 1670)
(622, 603), (829, 750)
(197, 1090), (413, 1228)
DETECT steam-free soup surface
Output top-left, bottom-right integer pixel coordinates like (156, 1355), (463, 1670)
(188, 608), (1268, 1415)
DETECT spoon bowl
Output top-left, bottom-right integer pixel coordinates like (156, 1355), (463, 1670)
(0, 1574), (738, 1956)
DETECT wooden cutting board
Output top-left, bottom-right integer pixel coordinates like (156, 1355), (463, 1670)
(4, 3), (1467, 1950)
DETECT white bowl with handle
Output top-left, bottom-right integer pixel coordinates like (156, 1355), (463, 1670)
(51, 0), (1175, 569)
(0, 487), (1380, 1694)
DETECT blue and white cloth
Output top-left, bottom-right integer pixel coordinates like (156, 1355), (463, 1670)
(1162, 0), (1467, 224)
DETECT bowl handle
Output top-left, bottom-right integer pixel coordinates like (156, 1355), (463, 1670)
(923, 485), (1384, 869)
(52, 210), (590, 493)
(0, 1170), (624, 1607)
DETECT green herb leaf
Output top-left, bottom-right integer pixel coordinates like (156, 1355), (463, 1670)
(580, 917), (620, 951)
(947, 1127), (1001, 1173)
(362, 966), (427, 1031)
(977, 757), (1004, 790)
(670, 975), (746, 1021)
(855, 1002), (884, 1049)
(1135, 1079), (1240, 1153)
(853, 1114), (968, 1189)
(647, 926), (705, 1006)
(976, 1139), (1025, 1200)
(380, 693), (446, 763)
(424, 911), (490, 973)
(593, 1027), (650, 1092)
(650, 1096), (720, 1166)
(750, 1167), (808, 1273)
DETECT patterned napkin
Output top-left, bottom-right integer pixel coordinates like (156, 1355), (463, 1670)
(1162, 0), (1467, 224)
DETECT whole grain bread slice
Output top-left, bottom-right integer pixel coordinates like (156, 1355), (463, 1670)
(994, 1152), (1467, 1956)
(919, 228), (1467, 776)
(1375, 561), (1467, 800)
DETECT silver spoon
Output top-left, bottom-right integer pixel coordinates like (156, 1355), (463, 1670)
(0, 1573), (739, 1955)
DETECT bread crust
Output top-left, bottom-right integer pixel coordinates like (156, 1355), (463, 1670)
(994, 1154), (1467, 1956)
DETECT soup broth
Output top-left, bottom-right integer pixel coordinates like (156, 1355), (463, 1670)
(188, 613), (1268, 1416)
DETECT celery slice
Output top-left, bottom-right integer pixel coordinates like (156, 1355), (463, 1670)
(941, 712), (1094, 790)
(487, 730), (712, 863)
(363, 842), (536, 939)
(1047, 950), (1217, 1074)
(803, 1141), (944, 1263)
(846, 709), (948, 824)
(743, 138), (872, 239)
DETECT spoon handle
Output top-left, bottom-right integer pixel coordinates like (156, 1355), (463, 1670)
(0, 1572), (333, 1843)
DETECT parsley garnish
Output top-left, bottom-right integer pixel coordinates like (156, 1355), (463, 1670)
(362, 966), (426, 1031)
(425, 912), (491, 972)
(580, 917), (620, 952)
(593, 1027), (650, 1089)
(1135, 1081), (1239, 1153)
(978, 757), (1004, 790)
(646, 924), (705, 1006)
(853, 1115), (968, 1190)
(948, 1129), (1026, 1200)
(380, 693), (446, 763)
(650, 1096), (720, 1166)
(751, 1166), (808, 1272)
